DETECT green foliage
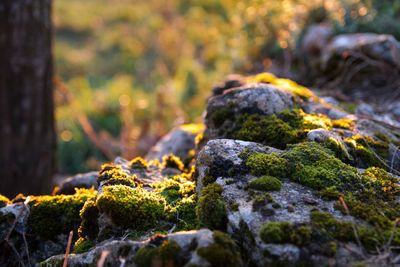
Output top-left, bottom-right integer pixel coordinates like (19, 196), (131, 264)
(96, 185), (166, 229)
(197, 231), (243, 267)
(248, 176), (282, 192)
(28, 189), (96, 240)
(196, 184), (227, 231)
(246, 152), (288, 177)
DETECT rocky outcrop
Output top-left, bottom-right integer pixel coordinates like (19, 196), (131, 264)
(1, 71), (400, 267)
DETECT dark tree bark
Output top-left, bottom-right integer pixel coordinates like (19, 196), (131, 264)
(0, 0), (55, 197)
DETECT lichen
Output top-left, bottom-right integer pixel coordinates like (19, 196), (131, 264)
(196, 231), (243, 267)
(196, 184), (227, 231)
(96, 184), (166, 229)
(28, 188), (96, 240)
(248, 176), (282, 192)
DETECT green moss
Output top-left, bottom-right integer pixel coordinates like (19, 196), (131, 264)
(196, 184), (227, 231)
(211, 107), (235, 127)
(130, 157), (148, 169)
(162, 154), (185, 171)
(252, 193), (273, 211)
(331, 118), (354, 130)
(346, 135), (389, 169)
(96, 184), (166, 229)
(197, 231), (242, 267)
(175, 195), (198, 230)
(202, 175), (217, 187)
(134, 239), (183, 267)
(78, 198), (99, 240)
(260, 221), (292, 244)
(102, 176), (136, 188)
(234, 111), (305, 149)
(28, 188), (96, 240)
(97, 163), (129, 183)
(248, 176), (282, 191)
(73, 237), (94, 254)
(283, 142), (359, 191)
(246, 153), (288, 177)
(0, 194), (10, 208)
(319, 186), (341, 200)
(322, 137), (353, 163)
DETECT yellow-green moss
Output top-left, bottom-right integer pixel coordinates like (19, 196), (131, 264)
(211, 107), (235, 127)
(73, 237), (94, 254)
(332, 118), (354, 130)
(130, 157), (148, 169)
(234, 110), (305, 149)
(162, 154), (185, 171)
(78, 198), (99, 240)
(246, 153), (288, 177)
(250, 72), (315, 100)
(259, 221), (312, 246)
(248, 176), (282, 192)
(97, 163), (129, 183)
(196, 231), (243, 267)
(96, 184), (166, 229)
(134, 239), (183, 267)
(28, 188), (96, 240)
(196, 184), (227, 231)
(0, 194), (10, 208)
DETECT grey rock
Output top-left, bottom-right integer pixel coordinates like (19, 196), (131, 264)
(146, 124), (202, 162)
(55, 171), (98, 195)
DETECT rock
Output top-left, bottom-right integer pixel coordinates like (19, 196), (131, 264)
(55, 171), (98, 195)
(146, 124), (203, 163)
(196, 139), (282, 193)
(42, 229), (243, 267)
(212, 74), (246, 96)
(319, 33), (400, 100)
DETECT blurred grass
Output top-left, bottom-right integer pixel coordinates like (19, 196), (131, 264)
(54, 0), (400, 174)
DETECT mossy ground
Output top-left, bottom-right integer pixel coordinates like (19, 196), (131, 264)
(196, 184), (227, 231)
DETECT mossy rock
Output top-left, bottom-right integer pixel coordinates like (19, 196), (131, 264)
(246, 153), (288, 177)
(134, 239), (183, 267)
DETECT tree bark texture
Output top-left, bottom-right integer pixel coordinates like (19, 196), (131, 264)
(0, 0), (55, 197)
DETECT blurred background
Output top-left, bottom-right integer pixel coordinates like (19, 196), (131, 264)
(53, 0), (400, 175)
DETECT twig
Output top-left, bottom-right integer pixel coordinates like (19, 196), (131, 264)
(63, 230), (74, 267)
(97, 250), (110, 267)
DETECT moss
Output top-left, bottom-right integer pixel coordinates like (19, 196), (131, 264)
(96, 184), (166, 229)
(332, 118), (354, 130)
(319, 186), (341, 200)
(196, 231), (242, 267)
(102, 175), (136, 188)
(246, 153), (288, 177)
(97, 163), (129, 183)
(283, 142), (359, 191)
(234, 111), (305, 149)
(210, 107), (235, 127)
(162, 154), (185, 171)
(28, 188), (96, 240)
(78, 198), (99, 240)
(230, 202), (239, 212)
(322, 137), (353, 163)
(201, 175), (217, 187)
(73, 237), (94, 254)
(196, 184), (227, 231)
(346, 135), (389, 169)
(259, 221), (291, 243)
(175, 194), (197, 230)
(252, 193), (273, 211)
(272, 202), (281, 209)
(248, 176), (282, 192)
(251, 72), (315, 100)
(0, 194), (10, 208)
(134, 239), (183, 267)
(130, 157), (148, 169)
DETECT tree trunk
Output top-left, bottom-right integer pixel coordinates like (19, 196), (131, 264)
(0, 0), (55, 198)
